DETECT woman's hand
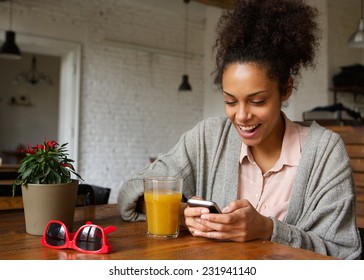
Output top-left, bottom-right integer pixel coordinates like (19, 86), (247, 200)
(185, 199), (273, 242)
(183, 197), (216, 234)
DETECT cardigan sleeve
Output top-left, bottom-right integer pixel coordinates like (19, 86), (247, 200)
(117, 130), (196, 221)
(117, 117), (234, 221)
(116, 118), (219, 221)
(270, 124), (361, 259)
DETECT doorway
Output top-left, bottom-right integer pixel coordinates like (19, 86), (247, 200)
(0, 52), (60, 164)
(0, 31), (81, 168)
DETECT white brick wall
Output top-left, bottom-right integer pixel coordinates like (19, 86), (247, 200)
(0, 0), (205, 203)
(79, 1), (205, 203)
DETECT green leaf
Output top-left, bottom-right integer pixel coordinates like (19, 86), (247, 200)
(15, 141), (82, 185)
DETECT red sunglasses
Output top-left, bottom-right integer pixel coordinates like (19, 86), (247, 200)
(41, 220), (117, 254)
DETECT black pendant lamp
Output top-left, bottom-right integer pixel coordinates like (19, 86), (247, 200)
(178, 0), (192, 91)
(0, 0), (21, 59)
(348, 0), (364, 48)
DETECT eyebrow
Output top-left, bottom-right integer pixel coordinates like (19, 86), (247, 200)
(222, 90), (269, 98)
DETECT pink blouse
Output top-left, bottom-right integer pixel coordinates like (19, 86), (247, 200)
(237, 116), (309, 221)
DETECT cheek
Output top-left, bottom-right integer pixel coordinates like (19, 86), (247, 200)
(224, 105), (234, 121)
(256, 109), (273, 122)
(255, 102), (281, 122)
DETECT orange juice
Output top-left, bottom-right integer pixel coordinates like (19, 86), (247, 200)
(144, 190), (182, 237)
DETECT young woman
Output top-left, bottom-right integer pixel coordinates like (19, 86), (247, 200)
(117, 0), (361, 259)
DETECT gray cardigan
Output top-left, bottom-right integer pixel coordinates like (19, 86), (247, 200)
(117, 116), (361, 259)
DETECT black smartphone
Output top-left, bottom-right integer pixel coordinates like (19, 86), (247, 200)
(187, 198), (222, 214)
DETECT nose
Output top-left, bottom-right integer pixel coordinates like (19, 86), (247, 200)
(235, 104), (251, 123)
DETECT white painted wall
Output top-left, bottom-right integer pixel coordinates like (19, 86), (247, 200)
(203, 6), (224, 119)
(283, 0), (329, 121)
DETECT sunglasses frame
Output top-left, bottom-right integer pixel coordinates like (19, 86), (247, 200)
(41, 220), (116, 254)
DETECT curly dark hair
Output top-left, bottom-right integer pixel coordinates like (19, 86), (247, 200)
(213, 0), (320, 94)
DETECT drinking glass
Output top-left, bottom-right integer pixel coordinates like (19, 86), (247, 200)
(144, 176), (183, 239)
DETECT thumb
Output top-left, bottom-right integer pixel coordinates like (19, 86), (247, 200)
(222, 199), (251, 214)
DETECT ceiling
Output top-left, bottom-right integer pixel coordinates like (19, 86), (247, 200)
(192, 0), (234, 9)
(0, 0), (234, 9)
(134, 0), (234, 11)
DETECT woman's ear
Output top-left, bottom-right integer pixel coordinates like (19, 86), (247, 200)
(282, 77), (293, 102)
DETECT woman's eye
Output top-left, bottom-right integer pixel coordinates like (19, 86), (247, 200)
(224, 100), (237, 105)
(251, 100), (265, 105)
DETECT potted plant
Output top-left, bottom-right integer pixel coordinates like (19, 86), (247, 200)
(13, 140), (83, 235)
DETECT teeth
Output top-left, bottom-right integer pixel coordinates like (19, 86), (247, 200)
(239, 124), (259, 131)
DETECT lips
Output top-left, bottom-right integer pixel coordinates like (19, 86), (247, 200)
(239, 124), (260, 132)
(237, 124), (260, 138)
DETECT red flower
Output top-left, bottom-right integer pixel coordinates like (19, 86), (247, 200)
(47, 140), (58, 149)
(25, 144), (35, 154)
(36, 144), (46, 151)
(61, 163), (71, 168)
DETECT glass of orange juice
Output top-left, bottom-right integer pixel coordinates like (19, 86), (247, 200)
(144, 176), (183, 239)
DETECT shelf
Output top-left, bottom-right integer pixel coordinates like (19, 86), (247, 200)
(329, 86), (364, 93)
(329, 86), (364, 103)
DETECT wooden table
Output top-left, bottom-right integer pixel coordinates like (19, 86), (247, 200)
(0, 204), (335, 260)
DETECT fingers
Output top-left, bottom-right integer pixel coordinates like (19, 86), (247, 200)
(198, 213), (234, 232)
(184, 200), (240, 233)
(184, 199), (256, 241)
(222, 199), (251, 214)
(211, 199), (252, 226)
(184, 205), (214, 234)
(193, 228), (247, 242)
(193, 211), (250, 242)
(185, 205), (209, 216)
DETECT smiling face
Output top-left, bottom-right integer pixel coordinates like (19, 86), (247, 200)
(222, 62), (292, 152)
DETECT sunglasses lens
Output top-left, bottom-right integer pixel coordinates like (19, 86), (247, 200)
(75, 226), (103, 251)
(45, 223), (67, 246)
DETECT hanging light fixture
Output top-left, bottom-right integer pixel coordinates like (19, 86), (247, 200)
(13, 55), (53, 86)
(348, 0), (364, 48)
(0, 0), (21, 59)
(178, 0), (192, 91)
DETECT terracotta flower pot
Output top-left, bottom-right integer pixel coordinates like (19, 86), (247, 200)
(21, 179), (79, 235)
